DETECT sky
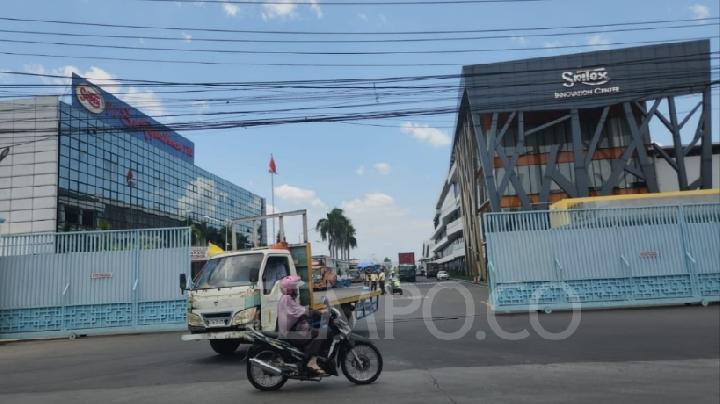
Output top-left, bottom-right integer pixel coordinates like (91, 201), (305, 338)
(0, 0), (718, 262)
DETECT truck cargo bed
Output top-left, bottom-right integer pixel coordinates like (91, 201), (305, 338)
(311, 286), (381, 309)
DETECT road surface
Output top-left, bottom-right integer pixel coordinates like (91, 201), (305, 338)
(1, 279), (718, 403)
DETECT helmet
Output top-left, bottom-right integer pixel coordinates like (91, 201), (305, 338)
(280, 275), (302, 294)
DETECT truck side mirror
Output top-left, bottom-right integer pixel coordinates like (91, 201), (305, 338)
(179, 273), (187, 294)
(249, 268), (259, 283)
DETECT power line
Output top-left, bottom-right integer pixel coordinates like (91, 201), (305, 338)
(0, 20), (715, 44)
(1, 37), (715, 65)
(3, 49), (716, 88)
(0, 15), (715, 36)
(2, 79), (716, 136)
(143, 0), (545, 5)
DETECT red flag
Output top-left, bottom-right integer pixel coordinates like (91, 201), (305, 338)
(268, 155), (277, 174)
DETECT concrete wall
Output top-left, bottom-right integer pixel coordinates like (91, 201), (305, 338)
(0, 97), (59, 234)
(655, 154), (720, 193)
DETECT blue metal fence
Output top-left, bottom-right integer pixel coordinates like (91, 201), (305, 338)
(484, 203), (720, 312)
(0, 228), (190, 339)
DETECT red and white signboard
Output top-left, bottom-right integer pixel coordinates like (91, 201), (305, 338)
(75, 83), (106, 114)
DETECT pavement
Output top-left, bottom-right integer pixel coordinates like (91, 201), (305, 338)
(1, 278), (718, 403)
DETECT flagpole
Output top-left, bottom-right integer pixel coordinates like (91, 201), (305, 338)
(271, 168), (275, 244)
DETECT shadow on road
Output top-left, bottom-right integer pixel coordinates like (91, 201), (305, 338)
(191, 347), (248, 365)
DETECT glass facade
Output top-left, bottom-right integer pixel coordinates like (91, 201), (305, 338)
(56, 102), (265, 240)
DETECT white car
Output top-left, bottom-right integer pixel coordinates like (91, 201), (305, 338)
(436, 271), (450, 281)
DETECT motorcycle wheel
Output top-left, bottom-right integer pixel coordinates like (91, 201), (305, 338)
(246, 350), (288, 391)
(340, 342), (383, 385)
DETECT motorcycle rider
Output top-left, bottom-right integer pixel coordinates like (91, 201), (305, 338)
(391, 273), (401, 294)
(277, 275), (327, 375)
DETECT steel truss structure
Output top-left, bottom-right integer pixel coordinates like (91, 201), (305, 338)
(451, 43), (714, 282)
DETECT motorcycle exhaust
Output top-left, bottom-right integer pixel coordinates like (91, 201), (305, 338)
(249, 358), (284, 376)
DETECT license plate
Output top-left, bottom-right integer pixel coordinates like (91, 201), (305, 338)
(208, 318), (226, 326)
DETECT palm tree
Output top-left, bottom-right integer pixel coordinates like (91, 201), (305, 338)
(342, 224), (357, 260)
(316, 208), (358, 259)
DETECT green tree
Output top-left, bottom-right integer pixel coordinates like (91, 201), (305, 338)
(316, 208), (358, 259)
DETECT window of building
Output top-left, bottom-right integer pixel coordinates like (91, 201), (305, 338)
(82, 210), (95, 228)
(65, 206), (80, 226)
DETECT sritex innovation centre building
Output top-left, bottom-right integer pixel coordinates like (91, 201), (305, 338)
(0, 74), (265, 238)
(449, 40), (714, 280)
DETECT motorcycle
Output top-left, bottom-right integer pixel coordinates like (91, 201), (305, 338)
(245, 299), (383, 391)
(389, 278), (403, 295)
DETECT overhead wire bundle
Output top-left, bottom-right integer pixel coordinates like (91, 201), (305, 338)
(0, 10), (717, 146)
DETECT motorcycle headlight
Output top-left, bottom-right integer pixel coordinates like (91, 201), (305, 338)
(187, 312), (203, 326)
(232, 307), (257, 325)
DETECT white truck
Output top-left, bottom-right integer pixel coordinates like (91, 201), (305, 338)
(180, 210), (380, 355)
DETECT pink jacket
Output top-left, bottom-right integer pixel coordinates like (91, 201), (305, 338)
(277, 294), (307, 338)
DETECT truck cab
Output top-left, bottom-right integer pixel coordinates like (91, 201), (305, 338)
(185, 249), (297, 335)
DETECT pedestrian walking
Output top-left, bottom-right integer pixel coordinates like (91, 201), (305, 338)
(378, 270), (386, 295)
(370, 270), (378, 291)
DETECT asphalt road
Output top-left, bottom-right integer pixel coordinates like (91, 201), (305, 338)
(1, 279), (718, 403)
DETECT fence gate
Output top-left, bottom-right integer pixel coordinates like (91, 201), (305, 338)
(0, 228), (190, 339)
(484, 204), (720, 313)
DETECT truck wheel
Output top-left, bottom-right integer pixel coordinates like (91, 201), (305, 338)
(210, 339), (241, 356)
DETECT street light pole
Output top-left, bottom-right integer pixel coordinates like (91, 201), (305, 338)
(224, 220), (230, 251)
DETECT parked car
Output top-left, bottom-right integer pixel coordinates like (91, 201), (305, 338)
(436, 270), (450, 281)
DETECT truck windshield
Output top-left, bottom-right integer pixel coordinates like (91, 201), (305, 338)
(194, 254), (263, 289)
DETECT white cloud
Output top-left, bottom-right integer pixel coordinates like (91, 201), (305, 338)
(689, 4), (710, 19)
(400, 122), (451, 147)
(274, 184), (326, 208)
(309, 0), (323, 18)
(222, 2), (240, 16)
(266, 203), (277, 214)
(586, 34), (610, 49)
(373, 162), (391, 175)
(543, 41), (563, 49)
(339, 192), (429, 261)
(262, 1), (296, 20)
(182, 32), (193, 43)
(192, 100), (210, 112)
(261, 0), (322, 20)
(357, 13), (368, 21)
(510, 36), (527, 45)
(23, 64), (166, 118)
(342, 193), (398, 214)
(355, 165), (365, 176)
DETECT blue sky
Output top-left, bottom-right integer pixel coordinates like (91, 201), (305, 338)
(1, 0), (718, 261)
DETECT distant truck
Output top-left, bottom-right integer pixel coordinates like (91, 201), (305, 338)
(398, 265), (416, 282)
(398, 252), (415, 266)
(397, 252), (416, 282)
